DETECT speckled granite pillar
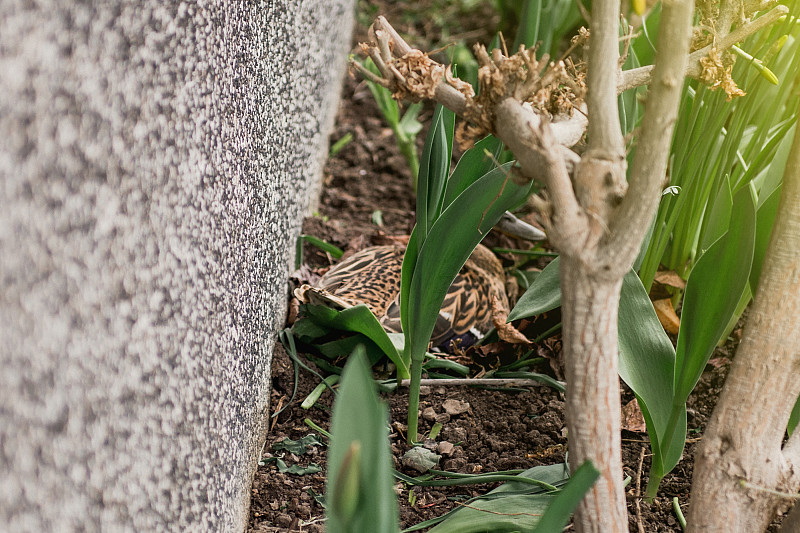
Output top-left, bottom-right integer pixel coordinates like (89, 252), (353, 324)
(0, 1), (353, 531)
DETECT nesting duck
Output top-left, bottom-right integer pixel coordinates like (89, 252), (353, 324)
(295, 232), (533, 352)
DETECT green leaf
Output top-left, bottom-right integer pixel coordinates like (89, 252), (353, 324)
(302, 303), (410, 379)
(400, 227), (419, 336)
(630, 3), (661, 67)
(532, 461), (601, 533)
(789, 393), (800, 437)
(291, 316), (332, 342)
(750, 184), (781, 291)
(273, 434), (326, 455)
(326, 348), (400, 533)
(363, 59), (400, 127)
(398, 102), (424, 137)
(442, 136), (504, 208)
(417, 105), (453, 243)
(426, 463), (583, 533)
(700, 175), (733, 251)
(508, 256), (562, 321)
(618, 270), (685, 482)
(514, 0), (542, 49)
(276, 458), (322, 475)
(406, 166), (532, 362)
(674, 186), (756, 402)
(316, 334), (385, 366)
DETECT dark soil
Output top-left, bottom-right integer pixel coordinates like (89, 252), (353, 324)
(248, 4), (759, 532)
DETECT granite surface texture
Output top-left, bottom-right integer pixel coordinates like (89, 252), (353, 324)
(0, 1), (353, 530)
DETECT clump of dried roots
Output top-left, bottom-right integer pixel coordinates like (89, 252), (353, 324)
(352, 17), (586, 148)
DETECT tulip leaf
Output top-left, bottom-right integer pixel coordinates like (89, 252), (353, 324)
(406, 166), (532, 363)
(508, 256), (562, 321)
(674, 186), (756, 402)
(301, 303), (410, 379)
(326, 348), (399, 533)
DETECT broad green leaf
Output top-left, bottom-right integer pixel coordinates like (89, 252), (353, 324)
(426, 463), (588, 533)
(674, 186), (756, 401)
(276, 459), (322, 475)
(327, 349), (399, 533)
(398, 102), (424, 137)
(514, 0), (542, 49)
(618, 270), (685, 481)
(406, 167), (532, 362)
(750, 185), (781, 292)
(302, 303), (410, 379)
(755, 123), (796, 203)
(417, 105), (453, 243)
(789, 394), (800, 437)
(273, 434), (325, 454)
(317, 334), (386, 366)
(508, 256), (562, 321)
(400, 227), (419, 336)
(291, 316), (332, 341)
(442, 136), (504, 208)
(532, 461), (600, 533)
(700, 175), (733, 251)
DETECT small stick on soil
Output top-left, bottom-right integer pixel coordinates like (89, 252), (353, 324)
(398, 378), (566, 388)
(635, 445), (646, 533)
(269, 396), (284, 433)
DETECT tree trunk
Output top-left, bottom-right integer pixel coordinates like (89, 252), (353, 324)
(561, 256), (628, 532)
(686, 115), (800, 532)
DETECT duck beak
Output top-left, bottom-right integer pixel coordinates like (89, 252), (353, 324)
(495, 211), (547, 241)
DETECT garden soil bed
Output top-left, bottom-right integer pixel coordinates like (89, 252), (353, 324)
(248, 5), (778, 531)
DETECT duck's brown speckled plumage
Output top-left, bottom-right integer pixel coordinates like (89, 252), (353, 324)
(298, 243), (516, 350)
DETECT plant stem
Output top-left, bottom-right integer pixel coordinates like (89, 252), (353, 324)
(644, 404), (684, 498)
(406, 354), (423, 444)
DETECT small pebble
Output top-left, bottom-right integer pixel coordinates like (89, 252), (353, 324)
(438, 441), (455, 455)
(442, 399), (470, 416)
(422, 407), (437, 421)
(435, 413), (451, 424)
(276, 514), (293, 527)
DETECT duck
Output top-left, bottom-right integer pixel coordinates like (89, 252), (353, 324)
(294, 212), (541, 352)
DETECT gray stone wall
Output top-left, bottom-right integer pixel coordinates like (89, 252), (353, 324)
(0, 1), (353, 531)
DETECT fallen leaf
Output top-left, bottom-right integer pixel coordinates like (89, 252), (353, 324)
(654, 270), (687, 290)
(622, 399), (647, 433)
(402, 447), (441, 473)
(491, 295), (530, 344)
(653, 298), (680, 335)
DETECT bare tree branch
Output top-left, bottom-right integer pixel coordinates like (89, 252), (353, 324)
(492, 98), (585, 248)
(601, 0), (696, 274)
(618, 4), (788, 93)
(584, 0), (625, 156)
